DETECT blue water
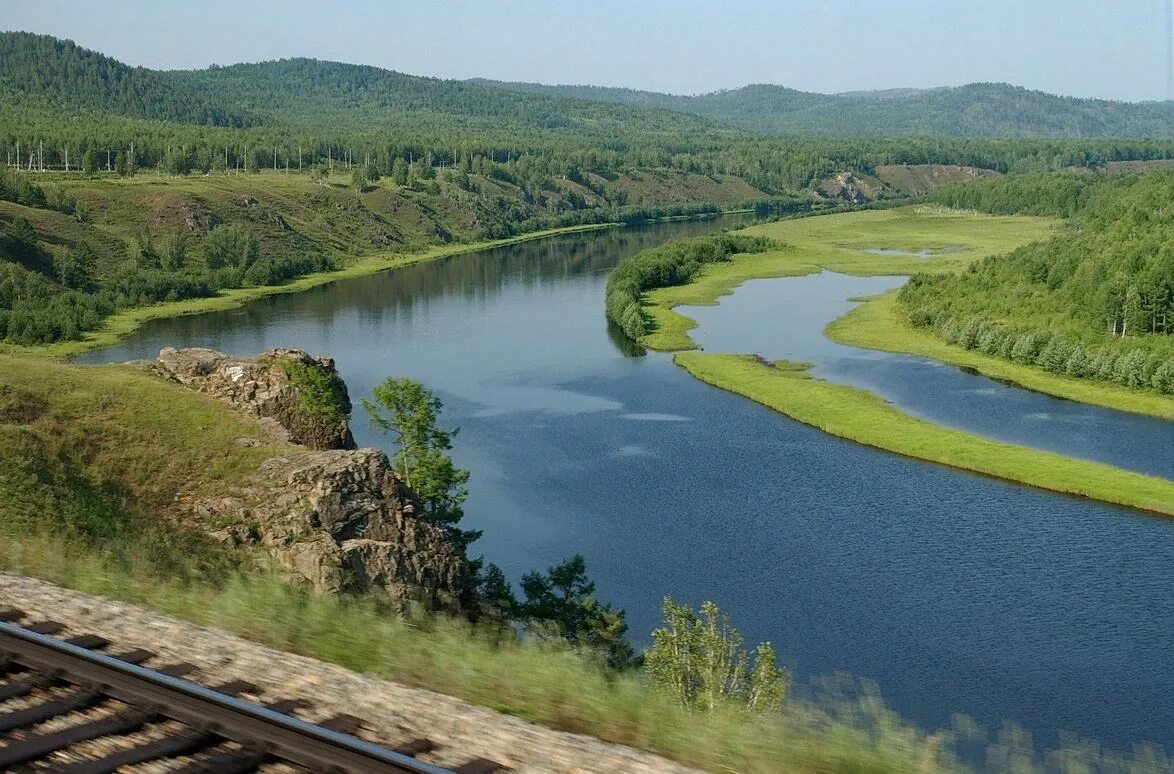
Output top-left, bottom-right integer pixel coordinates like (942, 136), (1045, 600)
(77, 220), (1174, 756)
(682, 271), (1174, 479)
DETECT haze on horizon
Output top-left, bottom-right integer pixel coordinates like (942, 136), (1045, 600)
(4, 0), (1174, 103)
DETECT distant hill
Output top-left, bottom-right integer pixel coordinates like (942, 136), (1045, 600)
(0, 32), (253, 127)
(0, 32), (730, 138)
(161, 59), (730, 136)
(476, 80), (1174, 138)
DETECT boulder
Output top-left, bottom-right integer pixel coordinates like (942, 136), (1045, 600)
(153, 347), (354, 450)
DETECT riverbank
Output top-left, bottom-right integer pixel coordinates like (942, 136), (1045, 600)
(623, 207), (1172, 515)
(9, 221), (621, 359)
(640, 207), (1054, 351)
(675, 353), (1174, 516)
(826, 291), (1174, 420)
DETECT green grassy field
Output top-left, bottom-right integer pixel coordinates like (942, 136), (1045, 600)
(641, 206), (1056, 350)
(675, 353), (1174, 516)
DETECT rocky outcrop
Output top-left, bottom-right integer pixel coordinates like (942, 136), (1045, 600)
(151, 347), (354, 450)
(149, 347), (473, 612)
(198, 448), (472, 612)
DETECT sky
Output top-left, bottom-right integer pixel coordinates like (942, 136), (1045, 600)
(5, 0), (1173, 102)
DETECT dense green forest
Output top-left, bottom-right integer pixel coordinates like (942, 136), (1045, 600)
(480, 80), (1174, 139)
(903, 172), (1174, 394)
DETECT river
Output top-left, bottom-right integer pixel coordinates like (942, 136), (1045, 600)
(77, 218), (1174, 756)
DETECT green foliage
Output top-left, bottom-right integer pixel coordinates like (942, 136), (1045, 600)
(926, 171), (1106, 217)
(201, 223), (259, 271)
(516, 554), (635, 669)
(902, 172), (1174, 394)
(0, 32), (253, 126)
(605, 232), (780, 340)
(645, 597), (787, 713)
(351, 164), (367, 191)
(279, 359), (351, 425)
(362, 377), (478, 550)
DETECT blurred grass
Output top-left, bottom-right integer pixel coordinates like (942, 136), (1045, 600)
(1, 350), (1170, 771)
(0, 531), (957, 774)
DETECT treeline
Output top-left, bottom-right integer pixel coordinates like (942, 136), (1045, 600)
(902, 172), (1174, 394)
(926, 171), (1109, 218)
(606, 233), (780, 340)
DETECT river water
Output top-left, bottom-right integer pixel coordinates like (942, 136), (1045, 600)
(77, 219), (1174, 755)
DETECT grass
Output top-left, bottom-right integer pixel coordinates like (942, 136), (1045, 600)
(641, 206), (1055, 350)
(827, 291), (1174, 420)
(674, 353), (1174, 516)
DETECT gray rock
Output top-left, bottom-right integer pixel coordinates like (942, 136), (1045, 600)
(152, 346), (354, 450)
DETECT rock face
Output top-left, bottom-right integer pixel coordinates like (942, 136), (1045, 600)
(200, 448), (472, 612)
(151, 347), (473, 612)
(152, 347), (354, 450)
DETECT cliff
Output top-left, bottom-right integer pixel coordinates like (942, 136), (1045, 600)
(147, 347), (473, 612)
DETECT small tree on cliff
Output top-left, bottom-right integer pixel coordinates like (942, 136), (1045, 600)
(362, 377), (480, 551)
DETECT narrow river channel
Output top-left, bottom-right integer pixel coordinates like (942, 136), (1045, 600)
(77, 219), (1174, 756)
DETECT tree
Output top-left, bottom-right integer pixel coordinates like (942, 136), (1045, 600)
(518, 554), (635, 668)
(365, 164), (381, 183)
(81, 149), (98, 176)
(201, 224), (258, 271)
(4, 216), (37, 246)
(362, 377), (479, 550)
(645, 598), (787, 714)
(390, 158), (409, 186)
(351, 164), (367, 192)
(54, 242), (95, 289)
(161, 231), (189, 270)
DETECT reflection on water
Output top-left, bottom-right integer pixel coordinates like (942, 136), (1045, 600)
(682, 270), (1174, 479)
(77, 219), (1174, 755)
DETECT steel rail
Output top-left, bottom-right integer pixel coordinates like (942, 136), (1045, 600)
(0, 620), (452, 773)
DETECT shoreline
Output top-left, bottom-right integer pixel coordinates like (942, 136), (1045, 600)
(10, 221), (622, 360)
(674, 353), (1174, 517)
(824, 291), (1174, 420)
(623, 208), (1172, 514)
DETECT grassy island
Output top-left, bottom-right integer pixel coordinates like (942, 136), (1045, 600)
(616, 206), (1173, 515)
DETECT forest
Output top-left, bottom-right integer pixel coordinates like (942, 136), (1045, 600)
(902, 172), (1174, 394)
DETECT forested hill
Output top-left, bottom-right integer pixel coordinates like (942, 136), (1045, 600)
(901, 172), (1174, 394)
(162, 60), (728, 135)
(476, 80), (1174, 138)
(0, 32), (253, 127)
(0, 32), (729, 138)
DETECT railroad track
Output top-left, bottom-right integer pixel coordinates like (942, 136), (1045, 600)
(0, 608), (505, 772)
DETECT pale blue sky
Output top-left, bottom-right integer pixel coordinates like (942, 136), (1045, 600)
(5, 0), (1173, 102)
